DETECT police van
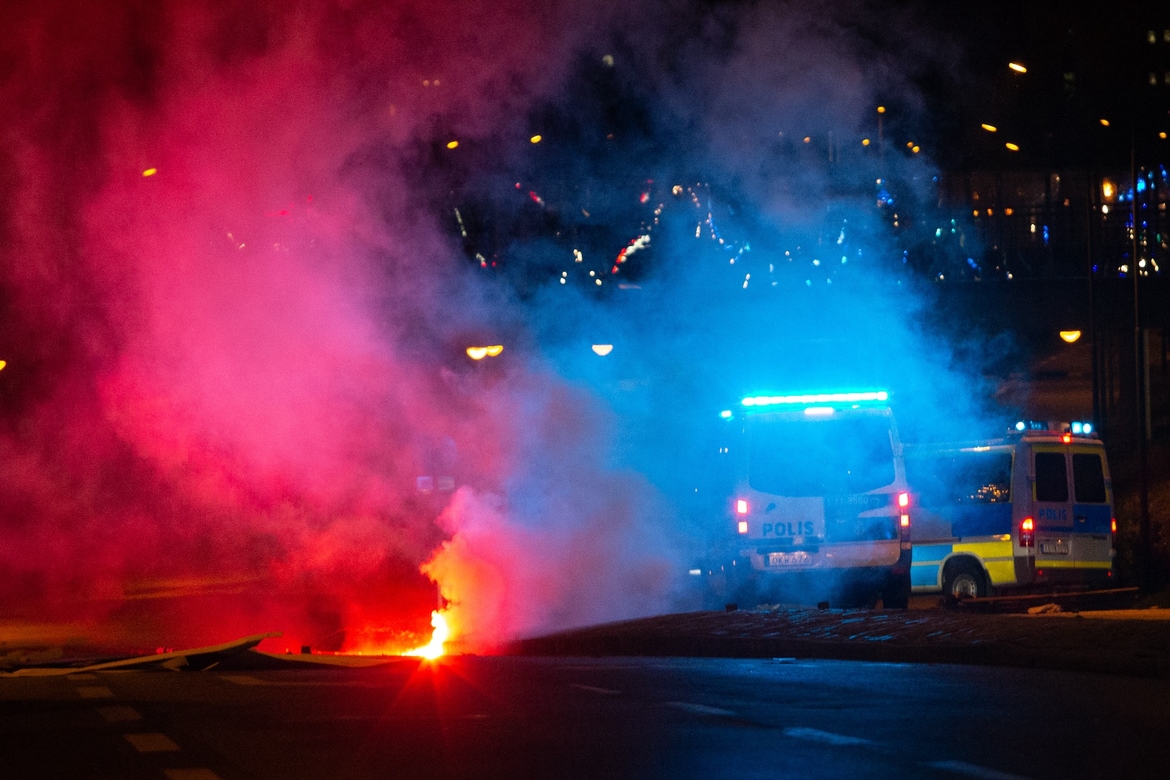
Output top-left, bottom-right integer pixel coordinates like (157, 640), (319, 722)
(713, 390), (912, 609)
(904, 421), (1114, 598)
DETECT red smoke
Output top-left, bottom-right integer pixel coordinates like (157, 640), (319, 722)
(0, 0), (684, 654)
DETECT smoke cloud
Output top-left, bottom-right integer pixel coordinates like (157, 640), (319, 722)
(0, 0), (995, 653)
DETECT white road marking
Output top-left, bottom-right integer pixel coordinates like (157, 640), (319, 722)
(783, 727), (873, 746)
(164, 770), (223, 780)
(926, 760), (1032, 780)
(77, 686), (114, 699)
(124, 733), (180, 753)
(97, 705), (142, 722)
(570, 684), (620, 695)
(665, 702), (737, 717)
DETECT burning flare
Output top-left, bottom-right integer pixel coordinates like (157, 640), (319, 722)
(402, 610), (450, 659)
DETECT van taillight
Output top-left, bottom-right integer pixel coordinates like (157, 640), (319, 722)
(1020, 516), (1035, 548)
(897, 492), (912, 549)
(737, 520), (748, 535)
(1111, 517), (1117, 534)
(736, 499), (749, 514)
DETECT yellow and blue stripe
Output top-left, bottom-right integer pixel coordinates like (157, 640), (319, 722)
(911, 536), (1016, 589)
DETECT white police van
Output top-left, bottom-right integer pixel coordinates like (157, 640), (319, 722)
(712, 390), (912, 609)
(905, 421), (1114, 598)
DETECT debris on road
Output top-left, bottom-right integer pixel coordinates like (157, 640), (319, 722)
(509, 606), (1170, 678)
(1027, 603), (1063, 615)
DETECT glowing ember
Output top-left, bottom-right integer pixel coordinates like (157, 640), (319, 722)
(402, 610), (450, 659)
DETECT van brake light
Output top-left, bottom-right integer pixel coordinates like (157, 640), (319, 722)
(736, 499), (749, 515)
(737, 520), (748, 534)
(1111, 517), (1117, 534)
(1020, 516), (1035, 548)
(898, 500), (911, 549)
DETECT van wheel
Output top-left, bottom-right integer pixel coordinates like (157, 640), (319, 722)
(943, 559), (987, 600)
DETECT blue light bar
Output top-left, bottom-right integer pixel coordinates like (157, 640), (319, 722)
(741, 390), (889, 408)
(719, 410), (733, 419)
(1071, 421), (1093, 435)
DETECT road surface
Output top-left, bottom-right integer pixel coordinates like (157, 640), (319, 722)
(2, 655), (1168, 779)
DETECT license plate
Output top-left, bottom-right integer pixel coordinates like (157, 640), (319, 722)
(1040, 542), (1069, 555)
(768, 551), (812, 566)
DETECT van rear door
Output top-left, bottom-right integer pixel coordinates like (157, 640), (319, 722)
(1032, 447), (1074, 567)
(1070, 447), (1112, 568)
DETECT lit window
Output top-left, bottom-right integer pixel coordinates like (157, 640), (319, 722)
(1165, 30), (1170, 42)
(1149, 30), (1157, 44)
(1152, 73), (1160, 86)
(1165, 72), (1170, 85)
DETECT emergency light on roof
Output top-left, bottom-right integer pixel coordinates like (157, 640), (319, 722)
(1014, 420), (1094, 435)
(741, 390), (889, 408)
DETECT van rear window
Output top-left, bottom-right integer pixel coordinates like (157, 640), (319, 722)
(747, 416), (895, 497)
(1073, 453), (1107, 503)
(1035, 452), (1068, 502)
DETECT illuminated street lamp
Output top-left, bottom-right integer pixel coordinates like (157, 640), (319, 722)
(591, 344), (614, 356)
(1059, 330), (1082, 344)
(1008, 62), (1027, 73)
(466, 345), (504, 360)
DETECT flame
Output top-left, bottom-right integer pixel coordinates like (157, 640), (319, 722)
(402, 610), (450, 659)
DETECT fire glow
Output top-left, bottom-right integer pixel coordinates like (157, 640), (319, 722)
(402, 610), (451, 660)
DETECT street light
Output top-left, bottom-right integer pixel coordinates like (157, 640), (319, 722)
(466, 345), (503, 360)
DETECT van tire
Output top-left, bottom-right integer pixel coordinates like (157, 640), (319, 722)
(943, 558), (987, 600)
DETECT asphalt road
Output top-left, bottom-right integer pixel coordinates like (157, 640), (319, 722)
(2, 655), (1168, 780)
